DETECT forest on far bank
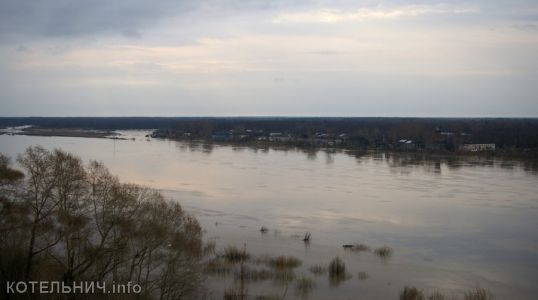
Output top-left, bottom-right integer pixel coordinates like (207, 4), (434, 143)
(1, 117), (538, 154)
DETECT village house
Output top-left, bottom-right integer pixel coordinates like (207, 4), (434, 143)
(459, 143), (495, 152)
(268, 132), (291, 142)
(398, 139), (417, 150)
(211, 131), (231, 141)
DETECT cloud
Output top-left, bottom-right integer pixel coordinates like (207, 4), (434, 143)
(1, 0), (538, 117)
(0, 0), (300, 42)
(272, 4), (478, 23)
(0, 0), (196, 40)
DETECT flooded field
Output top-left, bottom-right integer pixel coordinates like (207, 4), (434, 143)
(1, 131), (537, 299)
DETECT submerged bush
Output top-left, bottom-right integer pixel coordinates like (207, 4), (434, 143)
(224, 246), (250, 263)
(400, 286), (425, 300)
(428, 291), (446, 300)
(203, 240), (217, 256)
(254, 295), (281, 300)
(464, 287), (494, 300)
(309, 265), (327, 276)
(273, 269), (296, 284)
(357, 271), (369, 281)
(374, 246), (394, 260)
(268, 255), (302, 269)
(328, 257), (350, 286)
(234, 267), (274, 282)
(296, 276), (315, 297)
(397, 286), (494, 300)
(224, 286), (247, 300)
(343, 243), (371, 252)
(329, 257), (346, 277)
(204, 258), (233, 276)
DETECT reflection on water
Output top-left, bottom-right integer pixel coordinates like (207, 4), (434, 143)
(0, 131), (537, 299)
(173, 139), (538, 175)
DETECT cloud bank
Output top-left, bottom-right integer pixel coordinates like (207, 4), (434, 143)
(0, 0), (537, 117)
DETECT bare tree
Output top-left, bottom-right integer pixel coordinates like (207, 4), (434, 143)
(0, 154), (27, 289)
(17, 146), (62, 278)
(2, 148), (207, 299)
(50, 150), (89, 283)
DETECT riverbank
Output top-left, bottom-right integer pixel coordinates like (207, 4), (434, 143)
(0, 127), (127, 139)
(2, 126), (536, 160)
(152, 136), (538, 160)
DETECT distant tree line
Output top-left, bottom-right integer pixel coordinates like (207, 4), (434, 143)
(2, 117), (538, 152)
(152, 118), (538, 152)
(0, 147), (205, 299)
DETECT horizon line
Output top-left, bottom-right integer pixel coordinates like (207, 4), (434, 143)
(1, 115), (538, 119)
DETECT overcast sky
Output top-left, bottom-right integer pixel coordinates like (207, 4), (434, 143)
(0, 0), (537, 117)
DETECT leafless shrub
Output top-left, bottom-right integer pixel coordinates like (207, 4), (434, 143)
(400, 286), (425, 300)
(268, 256), (302, 270)
(328, 257), (350, 286)
(309, 265), (327, 276)
(428, 291), (446, 300)
(255, 295), (281, 300)
(203, 240), (216, 256)
(224, 286), (247, 300)
(343, 243), (371, 252)
(357, 271), (369, 281)
(296, 276), (315, 297)
(303, 232), (311, 242)
(223, 246), (250, 264)
(204, 258), (232, 276)
(234, 267), (274, 282)
(374, 246), (394, 261)
(464, 287), (494, 300)
(329, 257), (346, 277)
(273, 269), (296, 284)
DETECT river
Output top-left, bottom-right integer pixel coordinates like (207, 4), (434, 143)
(1, 131), (537, 299)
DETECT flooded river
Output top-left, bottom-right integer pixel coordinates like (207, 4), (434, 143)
(1, 131), (537, 299)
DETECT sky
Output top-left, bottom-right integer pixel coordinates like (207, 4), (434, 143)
(0, 0), (537, 117)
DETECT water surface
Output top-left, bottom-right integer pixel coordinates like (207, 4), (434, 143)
(1, 131), (537, 299)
